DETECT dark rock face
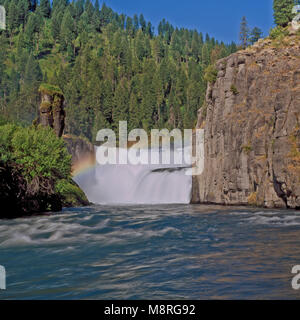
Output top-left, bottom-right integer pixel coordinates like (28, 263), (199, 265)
(38, 85), (65, 137)
(192, 37), (300, 209)
(0, 161), (89, 219)
(0, 163), (62, 218)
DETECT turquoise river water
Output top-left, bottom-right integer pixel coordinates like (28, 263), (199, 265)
(1, 205), (300, 299)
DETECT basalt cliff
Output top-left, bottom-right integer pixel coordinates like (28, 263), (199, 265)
(192, 33), (300, 209)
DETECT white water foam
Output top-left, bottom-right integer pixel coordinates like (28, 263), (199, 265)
(0, 213), (182, 248)
(74, 147), (192, 205)
(232, 211), (300, 227)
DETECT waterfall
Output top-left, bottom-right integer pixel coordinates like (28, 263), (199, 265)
(73, 147), (192, 205)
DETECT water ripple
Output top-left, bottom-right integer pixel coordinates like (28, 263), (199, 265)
(1, 205), (300, 299)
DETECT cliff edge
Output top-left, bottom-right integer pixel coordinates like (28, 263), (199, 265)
(192, 32), (300, 209)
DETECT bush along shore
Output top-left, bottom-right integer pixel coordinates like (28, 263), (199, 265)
(0, 123), (89, 219)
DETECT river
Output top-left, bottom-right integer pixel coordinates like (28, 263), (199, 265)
(1, 204), (300, 299)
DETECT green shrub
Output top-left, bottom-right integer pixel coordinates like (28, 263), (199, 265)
(0, 115), (9, 126)
(0, 124), (71, 181)
(39, 83), (63, 97)
(0, 124), (19, 163)
(204, 65), (218, 84)
(242, 144), (253, 154)
(55, 179), (89, 207)
(0, 124), (87, 213)
(269, 26), (288, 40)
(230, 84), (239, 95)
(11, 125), (71, 181)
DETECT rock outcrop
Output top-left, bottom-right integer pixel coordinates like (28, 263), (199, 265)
(192, 34), (300, 209)
(38, 84), (65, 137)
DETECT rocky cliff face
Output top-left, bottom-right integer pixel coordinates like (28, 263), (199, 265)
(192, 35), (300, 209)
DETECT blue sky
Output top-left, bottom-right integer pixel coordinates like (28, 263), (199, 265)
(103, 0), (274, 44)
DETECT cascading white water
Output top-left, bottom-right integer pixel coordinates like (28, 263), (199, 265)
(74, 147), (192, 205)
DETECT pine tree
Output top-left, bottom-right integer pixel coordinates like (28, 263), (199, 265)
(99, 3), (111, 26)
(126, 16), (134, 37)
(113, 80), (130, 126)
(129, 93), (141, 130)
(154, 36), (165, 63)
(95, 0), (100, 12)
(133, 14), (139, 31)
(139, 14), (146, 32)
(201, 43), (210, 67)
(85, 0), (94, 20)
(146, 22), (153, 38)
(191, 32), (200, 59)
(7, 0), (19, 40)
(51, 10), (62, 43)
(24, 53), (42, 88)
(273, 0), (295, 27)
(135, 30), (146, 60)
(74, 0), (84, 19)
(92, 112), (109, 142)
(239, 16), (249, 49)
(39, 0), (51, 18)
(91, 9), (101, 32)
(17, 0), (30, 29)
(60, 9), (75, 52)
(0, 35), (9, 109)
(25, 12), (43, 51)
(100, 80), (113, 125)
(249, 27), (263, 44)
(30, 0), (37, 12)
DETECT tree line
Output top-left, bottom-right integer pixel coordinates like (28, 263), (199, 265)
(239, 0), (299, 49)
(0, 0), (237, 141)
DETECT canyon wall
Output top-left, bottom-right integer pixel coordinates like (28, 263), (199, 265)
(192, 34), (300, 209)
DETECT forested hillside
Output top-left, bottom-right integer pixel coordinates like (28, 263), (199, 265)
(0, 0), (237, 141)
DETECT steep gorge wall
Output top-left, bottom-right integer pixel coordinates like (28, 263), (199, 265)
(192, 36), (300, 209)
